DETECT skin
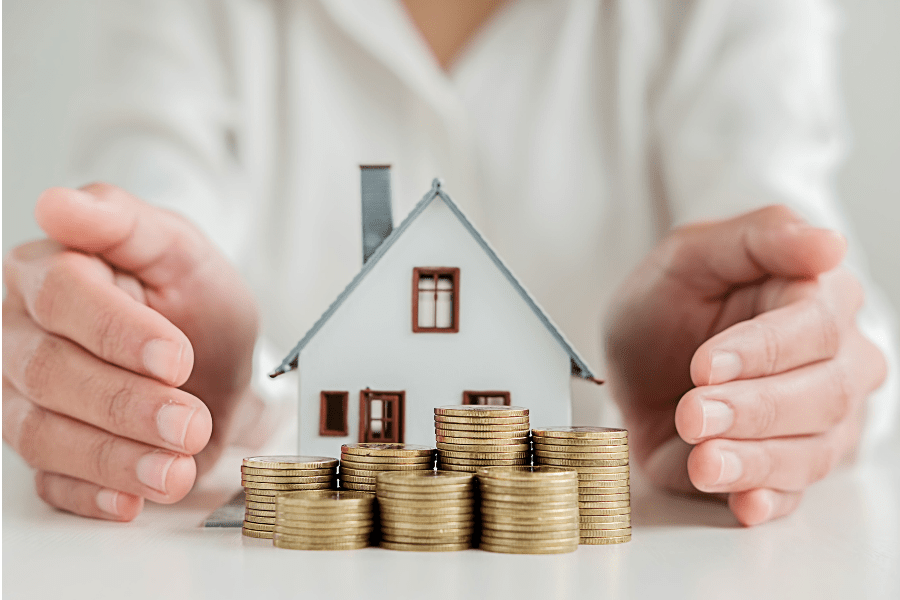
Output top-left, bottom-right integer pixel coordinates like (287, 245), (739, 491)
(2, 5), (887, 524)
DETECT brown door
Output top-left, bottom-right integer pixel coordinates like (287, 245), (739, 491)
(359, 390), (405, 443)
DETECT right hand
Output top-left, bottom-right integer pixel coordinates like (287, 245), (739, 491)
(3, 183), (259, 521)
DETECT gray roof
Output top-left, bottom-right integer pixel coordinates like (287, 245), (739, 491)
(270, 179), (599, 381)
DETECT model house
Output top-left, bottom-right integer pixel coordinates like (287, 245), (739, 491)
(270, 167), (600, 455)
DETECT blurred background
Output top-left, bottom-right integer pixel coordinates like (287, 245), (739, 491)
(3, 0), (899, 316)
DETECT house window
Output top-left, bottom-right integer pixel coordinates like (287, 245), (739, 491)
(412, 267), (460, 333)
(319, 391), (349, 436)
(463, 391), (511, 406)
(359, 390), (405, 443)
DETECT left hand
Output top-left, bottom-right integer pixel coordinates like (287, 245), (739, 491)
(605, 205), (887, 526)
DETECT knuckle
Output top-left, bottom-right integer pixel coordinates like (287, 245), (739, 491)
(753, 387), (780, 436)
(88, 434), (119, 483)
(97, 375), (136, 434)
(809, 445), (837, 484)
(17, 405), (48, 468)
(747, 320), (781, 375)
(22, 333), (63, 401)
(91, 308), (125, 361)
(30, 255), (74, 327)
(33, 471), (53, 505)
(816, 301), (842, 358)
(825, 362), (853, 427)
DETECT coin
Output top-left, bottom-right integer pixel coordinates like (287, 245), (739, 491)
(480, 527), (577, 541)
(436, 435), (531, 445)
(242, 527), (273, 539)
(579, 508), (631, 518)
(242, 481), (337, 491)
(341, 443), (435, 457)
(479, 493), (578, 505)
(530, 426), (627, 439)
(245, 507), (277, 517)
(439, 450), (530, 460)
(436, 464), (478, 472)
(244, 514), (276, 525)
(245, 491), (287, 500)
(241, 466), (336, 476)
(579, 492), (630, 502)
(480, 506), (578, 518)
(580, 506), (632, 515)
(434, 421), (531, 432)
(533, 443), (628, 454)
(339, 474), (378, 484)
(379, 541), (471, 552)
(579, 487), (631, 497)
(578, 500), (631, 509)
(580, 535), (631, 545)
(481, 521), (578, 533)
(534, 450), (630, 460)
(242, 520), (275, 531)
(378, 497), (473, 508)
(434, 415), (529, 425)
(435, 431), (530, 441)
(241, 474), (335, 483)
(480, 541), (577, 554)
(245, 500), (278, 510)
(476, 465), (578, 480)
(340, 459), (435, 471)
(438, 456), (526, 465)
(580, 527), (632, 537)
(378, 504), (474, 515)
(578, 472), (630, 481)
(376, 470), (474, 484)
(273, 538), (369, 551)
(340, 482), (377, 492)
(566, 465), (631, 474)
(379, 520), (474, 531)
(275, 523), (373, 535)
(537, 457), (629, 467)
(277, 489), (374, 505)
(435, 406), (529, 418)
(580, 521), (632, 531)
(339, 455), (434, 466)
(243, 456), (339, 469)
(437, 442), (531, 453)
(377, 490), (474, 502)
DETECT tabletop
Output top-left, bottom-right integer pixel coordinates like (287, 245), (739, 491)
(3, 440), (898, 600)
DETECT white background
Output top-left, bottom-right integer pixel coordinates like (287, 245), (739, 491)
(3, 0), (899, 316)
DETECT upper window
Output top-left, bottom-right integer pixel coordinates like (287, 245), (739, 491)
(412, 267), (460, 333)
(319, 391), (349, 436)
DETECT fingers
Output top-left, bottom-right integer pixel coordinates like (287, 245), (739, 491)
(676, 329), (883, 442)
(3, 385), (196, 503)
(691, 268), (864, 385)
(35, 183), (211, 289)
(660, 205), (846, 298)
(3, 313), (212, 454)
(728, 489), (804, 527)
(3, 240), (193, 386)
(35, 471), (144, 521)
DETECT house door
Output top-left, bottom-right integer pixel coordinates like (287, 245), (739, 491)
(359, 390), (404, 443)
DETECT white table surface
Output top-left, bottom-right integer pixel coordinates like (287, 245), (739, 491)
(3, 441), (899, 600)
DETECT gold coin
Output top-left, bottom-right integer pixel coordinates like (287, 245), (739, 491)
(242, 527), (273, 539)
(480, 507), (578, 518)
(480, 541), (577, 554)
(375, 481), (473, 494)
(277, 489), (374, 506)
(340, 482), (377, 492)
(339, 453), (434, 465)
(437, 442), (530, 452)
(340, 459), (434, 471)
(579, 502), (631, 511)
(379, 540), (471, 552)
(436, 435), (530, 445)
(436, 464), (478, 472)
(566, 465), (631, 474)
(580, 508), (631, 518)
(245, 491), (287, 500)
(274, 538), (369, 551)
(537, 457), (629, 467)
(530, 427), (627, 440)
(275, 509), (373, 521)
(534, 450), (630, 460)
(580, 521), (632, 531)
(580, 505), (631, 514)
(382, 534), (473, 545)
(480, 534), (580, 547)
(379, 521), (474, 532)
(434, 415), (529, 425)
(480, 499), (575, 511)
(275, 524), (373, 536)
(479, 479), (577, 492)
(245, 500), (278, 510)
(578, 476), (630, 485)
(480, 527), (578, 541)
(242, 520), (275, 531)
(242, 481), (337, 491)
(578, 508), (631, 525)
(533, 443), (628, 454)
(378, 506), (475, 518)
(579, 492), (630, 502)
(243, 456), (339, 469)
(438, 450), (530, 460)
(438, 456), (526, 465)
(480, 493), (577, 505)
(482, 521), (578, 533)
(245, 507), (277, 518)
(435, 405), (529, 418)
(341, 443), (435, 457)
(340, 474), (378, 484)
(244, 514), (276, 525)
(580, 535), (631, 545)
(241, 466), (335, 477)
(435, 431), (530, 441)
(377, 489), (473, 500)
(579, 513), (632, 524)
(376, 470), (474, 485)
(476, 465), (577, 480)
(274, 530), (370, 541)
(241, 474), (335, 484)
(580, 527), (632, 538)
(378, 497), (473, 509)
(434, 421), (531, 432)
(275, 517), (373, 529)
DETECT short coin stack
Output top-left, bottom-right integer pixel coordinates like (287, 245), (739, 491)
(273, 490), (375, 550)
(376, 471), (476, 552)
(476, 466), (580, 554)
(339, 444), (436, 492)
(434, 406), (531, 473)
(241, 456), (338, 539)
(531, 427), (631, 544)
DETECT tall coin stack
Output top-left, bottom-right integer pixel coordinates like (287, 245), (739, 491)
(476, 466), (580, 554)
(273, 490), (374, 550)
(339, 444), (436, 492)
(376, 471), (476, 552)
(241, 456), (338, 539)
(531, 427), (631, 544)
(434, 406), (531, 473)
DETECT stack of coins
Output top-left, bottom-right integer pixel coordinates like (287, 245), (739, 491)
(434, 406), (531, 473)
(531, 427), (631, 545)
(477, 466), (580, 554)
(241, 456), (338, 539)
(273, 490), (375, 550)
(376, 471), (476, 552)
(339, 444), (436, 492)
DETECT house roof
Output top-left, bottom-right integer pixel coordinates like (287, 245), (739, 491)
(270, 179), (600, 381)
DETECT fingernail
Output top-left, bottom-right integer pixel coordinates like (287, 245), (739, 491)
(709, 351), (742, 384)
(143, 339), (183, 383)
(96, 488), (121, 516)
(136, 452), (175, 494)
(157, 404), (196, 449)
(715, 450), (743, 485)
(699, 399), (734, 438)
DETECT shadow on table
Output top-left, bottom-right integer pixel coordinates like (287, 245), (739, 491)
(630, 488), (738, 529)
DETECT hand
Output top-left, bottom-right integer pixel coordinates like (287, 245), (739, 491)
(3, 183), (259, 521)
(605, 205), (887, 526)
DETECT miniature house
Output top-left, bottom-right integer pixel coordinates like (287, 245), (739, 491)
(271, 167), (600, 455)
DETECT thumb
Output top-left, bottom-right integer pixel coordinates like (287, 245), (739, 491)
(663, 205), (847, 296)
(35, 183), (209, 290)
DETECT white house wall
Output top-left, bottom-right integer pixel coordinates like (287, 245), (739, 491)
(296, 198), (572, 456)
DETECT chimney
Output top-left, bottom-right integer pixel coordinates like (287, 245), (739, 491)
(360, 165), (393, 263)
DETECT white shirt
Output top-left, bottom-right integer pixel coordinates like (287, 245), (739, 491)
(68, 0), (898, 449)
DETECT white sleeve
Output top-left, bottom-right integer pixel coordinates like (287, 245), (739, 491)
(653, 0), (899, 450)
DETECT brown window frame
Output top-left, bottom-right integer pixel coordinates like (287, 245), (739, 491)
(462, 391), (512, 406)
(412, 267), (460, 333)
(358, 390), (405, 443)
(319, 391), (349, 436)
